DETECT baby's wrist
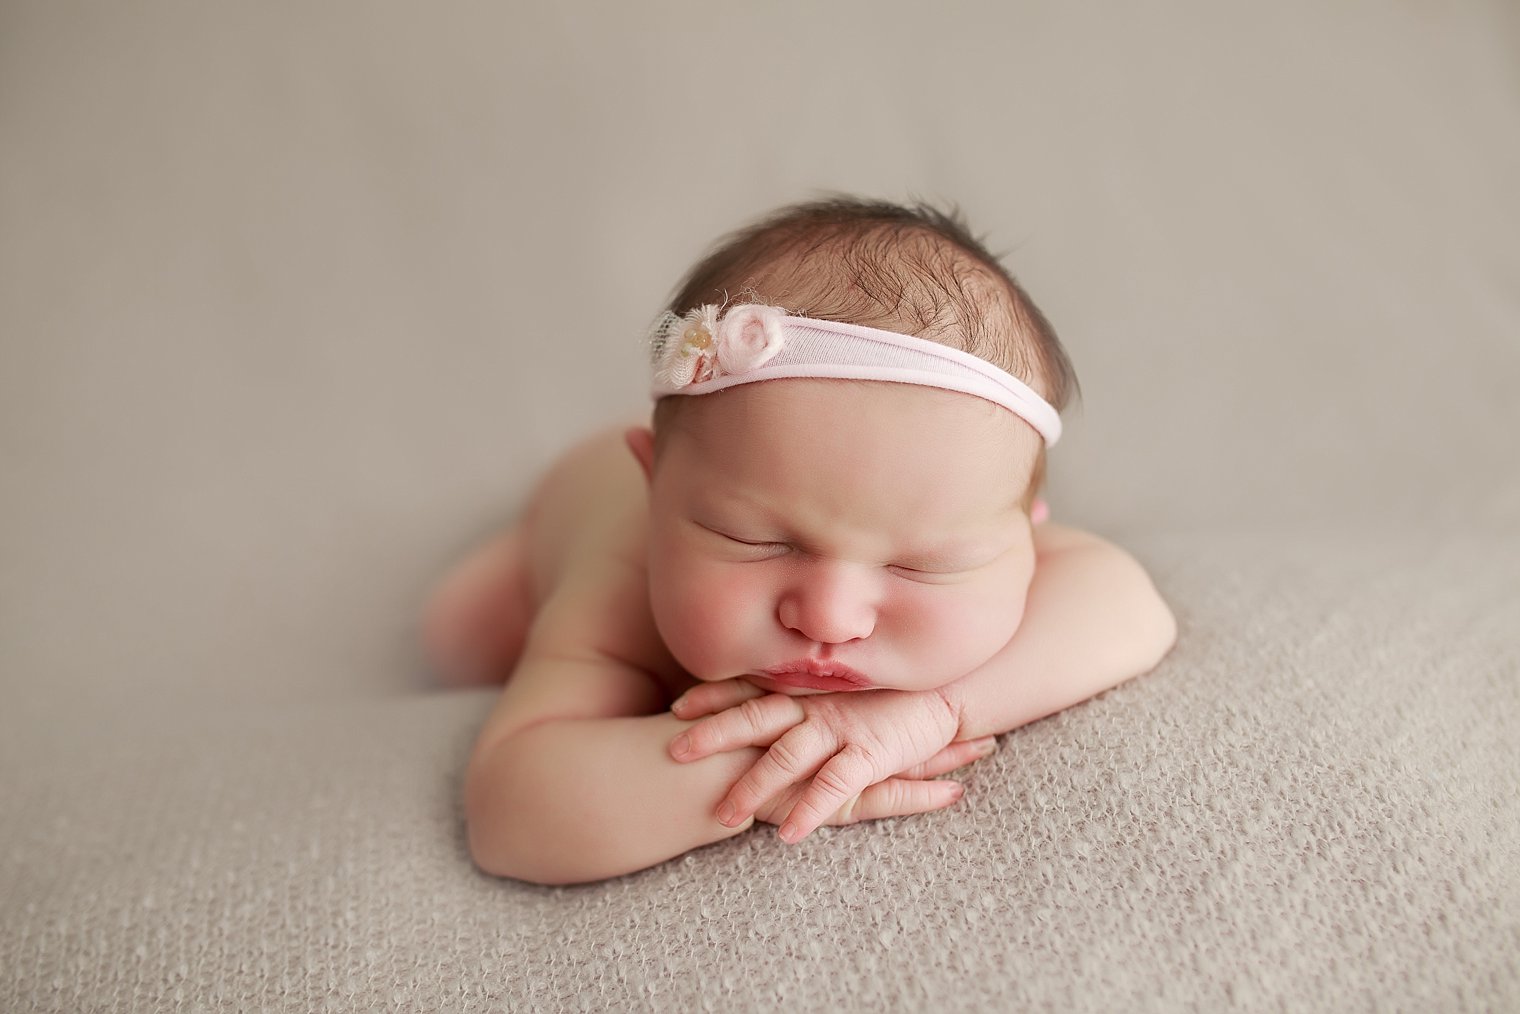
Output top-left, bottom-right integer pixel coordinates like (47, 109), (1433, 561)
(932, 682), (968, 739)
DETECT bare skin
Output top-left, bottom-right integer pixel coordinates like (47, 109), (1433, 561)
(428, 425), (988, 884)
(426, 395), (1176, 885)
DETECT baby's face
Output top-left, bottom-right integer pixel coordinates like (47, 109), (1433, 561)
(641, 379), (1041, 696)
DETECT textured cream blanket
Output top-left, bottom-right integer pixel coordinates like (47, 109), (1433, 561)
(2, 2), (1515, 1010)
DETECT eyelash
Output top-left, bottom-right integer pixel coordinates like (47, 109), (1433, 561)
(888, 565), (961, 584)
(719, 534), (960, 579)
(716, 531), (790, 554)
(702, 523), (978, 580)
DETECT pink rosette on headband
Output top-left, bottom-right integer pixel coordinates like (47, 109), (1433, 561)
(713, 304), (786, 374)
(652, 303), (786, 390)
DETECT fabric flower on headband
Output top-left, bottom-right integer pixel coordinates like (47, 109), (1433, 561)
(651, 303), (788, 389)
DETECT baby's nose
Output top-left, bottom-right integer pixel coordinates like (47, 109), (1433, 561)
(777, 564), (878, 644)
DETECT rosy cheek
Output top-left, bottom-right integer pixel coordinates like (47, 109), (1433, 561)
(657, 560), (761, 678)
(888, 579), (1027, 679)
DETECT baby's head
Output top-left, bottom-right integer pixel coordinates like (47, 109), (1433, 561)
(627, 195), (1079, 696)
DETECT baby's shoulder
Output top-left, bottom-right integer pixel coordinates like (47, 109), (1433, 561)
(1032, 521), (1110, 557)
(528, 513), (685, 695)
(532, 546), (688, 699)
(521, 426), (647, 584)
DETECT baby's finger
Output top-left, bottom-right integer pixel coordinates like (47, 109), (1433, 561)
(897, 737), (998, 780)
(776, 746), (879, 843)
(717, 723), (836, 826)
(670, 678), (766, 720)
(669, 693), (804, 762)
(832, 778), (964, 826)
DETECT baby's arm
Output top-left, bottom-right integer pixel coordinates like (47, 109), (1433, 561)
(938, 521), (1177, 740)
(464, 577), (964, 884)
(462, 576), (765, 885)
(467, 699), (763, 885)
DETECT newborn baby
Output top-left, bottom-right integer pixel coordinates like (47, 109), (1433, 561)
(425, 195), (1177, 885)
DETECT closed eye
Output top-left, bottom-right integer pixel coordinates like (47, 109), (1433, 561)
(694, 522), (790, 556)
(887, 563), (963, 583)
(888, 551), (1003, 581)
(723, 534), (777, 547)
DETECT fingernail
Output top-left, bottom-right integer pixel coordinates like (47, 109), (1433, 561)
(717, 801), (737, 826)
(977, 738), (997, 756)
(670, 695), (688, 715)
(779, 822), (799, 843)
(671, 734), (691, 759)
(948, 783), (964, 801)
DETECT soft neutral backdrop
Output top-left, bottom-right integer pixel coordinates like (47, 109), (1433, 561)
(2, 2), (1516, 1011)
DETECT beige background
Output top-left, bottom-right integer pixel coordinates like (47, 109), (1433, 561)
(2, 3), (1516, 1011)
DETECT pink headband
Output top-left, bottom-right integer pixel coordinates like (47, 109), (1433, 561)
(647, 303), (1062, 447)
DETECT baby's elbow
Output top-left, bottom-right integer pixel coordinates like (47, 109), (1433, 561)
(1149, 594), (1179, 669)
(463, 738), (577, 885)
(1100, 548), (1178, 682)
(467, 823), (576, 886)
(1134, 576), (1178, 675)
(464, 791), (537, 883)
(465, 817), (526, 882)
(466, 793), (594, 886)
(463, 729), (633, 886)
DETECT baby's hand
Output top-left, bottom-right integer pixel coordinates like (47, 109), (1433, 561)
(668, 679), (994, 843)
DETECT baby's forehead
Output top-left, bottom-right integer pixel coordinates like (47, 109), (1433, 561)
(664, 379), (1041, 502)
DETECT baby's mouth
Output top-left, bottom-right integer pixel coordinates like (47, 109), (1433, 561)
(756, 659), (873, 692)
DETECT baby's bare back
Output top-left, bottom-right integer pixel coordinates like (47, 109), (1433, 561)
(520, 427), (644, 594)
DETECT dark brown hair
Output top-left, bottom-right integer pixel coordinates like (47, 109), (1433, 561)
(663, 193), (1078, 409)
(653, 193), (1079, 504)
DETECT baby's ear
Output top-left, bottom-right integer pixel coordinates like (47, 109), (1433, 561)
(624, 427), (656, 483)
